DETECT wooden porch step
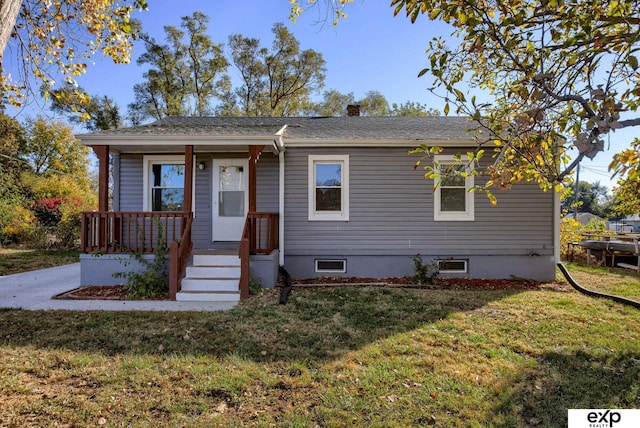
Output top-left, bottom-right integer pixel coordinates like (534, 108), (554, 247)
(192, 253), (240, 267)
(181, 278), (240, 292)
(178, 251), (241, 302)
(186, 265), (241, 278)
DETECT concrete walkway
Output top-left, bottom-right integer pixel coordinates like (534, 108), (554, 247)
(0, 263), (237, 312)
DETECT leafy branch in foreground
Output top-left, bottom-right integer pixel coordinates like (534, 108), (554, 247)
(1, 0), (148, 107)
(393, 0), (640, 193)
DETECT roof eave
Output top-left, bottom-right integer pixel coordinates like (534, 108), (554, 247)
(78, 134), (282, 153)
(77, 134), (279, 143)
(284, 138), (477, 148)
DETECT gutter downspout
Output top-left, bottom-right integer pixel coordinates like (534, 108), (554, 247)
(279, 149), (285, 266)
(276, 127), (287, 267)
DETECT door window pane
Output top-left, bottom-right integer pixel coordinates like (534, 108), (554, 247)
(219, 191), (244, 217)
(219, 166), (244, 190)
(218, 166), (245, 217)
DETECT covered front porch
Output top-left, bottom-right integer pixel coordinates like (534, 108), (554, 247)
(79, 130), (284, 301)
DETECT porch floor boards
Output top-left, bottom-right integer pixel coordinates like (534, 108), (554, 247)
(193, 249), (238, 256)
(193, 241), (240, 255)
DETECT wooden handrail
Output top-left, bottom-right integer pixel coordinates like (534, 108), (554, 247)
(239, 217), (251, 299)
(169, 216), (193, 300)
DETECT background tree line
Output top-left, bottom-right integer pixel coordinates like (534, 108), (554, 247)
(47, 12), (442, 131)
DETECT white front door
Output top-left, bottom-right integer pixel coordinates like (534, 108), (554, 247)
(212, 159), (249, 241)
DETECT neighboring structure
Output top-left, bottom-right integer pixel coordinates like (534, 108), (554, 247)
(608, 215), (640, 233)
(566, 212), (604, 226)
(77, 114), (558, 302)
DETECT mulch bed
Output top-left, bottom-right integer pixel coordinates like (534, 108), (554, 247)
(55, 278), (569, 301)
(55, 285), (168, 301)
(292, 277), (569, 291)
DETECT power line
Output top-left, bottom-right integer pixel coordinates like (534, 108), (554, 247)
(0, 152), (85, 178)
(580, 165), (614, 178)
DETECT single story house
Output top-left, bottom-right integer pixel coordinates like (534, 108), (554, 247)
(77, 112), (559, 302)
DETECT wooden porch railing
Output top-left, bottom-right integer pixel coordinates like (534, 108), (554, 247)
(81, 212), (191, 253)
(246, 212), (279, 254)
(169, 216), (193, 299)
(239, 212), (279, 299)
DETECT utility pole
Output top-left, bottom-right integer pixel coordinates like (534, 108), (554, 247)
(573, 162), (580, 219)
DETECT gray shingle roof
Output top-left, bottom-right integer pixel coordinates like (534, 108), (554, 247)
(79, 116), (477, 142)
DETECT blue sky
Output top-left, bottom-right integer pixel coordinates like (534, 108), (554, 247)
(6, 0), (626, 188)
(61, 0), (449, 114)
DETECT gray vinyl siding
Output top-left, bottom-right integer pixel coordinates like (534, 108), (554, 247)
(284, 147), (554, 257)
(256, 153), (279, 212)
(192, 158), (212, 248)
(118, 155), (143, 211)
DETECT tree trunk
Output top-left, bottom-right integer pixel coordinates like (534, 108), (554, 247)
(0, 0), (22, 70)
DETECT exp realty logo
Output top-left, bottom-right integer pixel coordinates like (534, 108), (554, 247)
(568, 409), (640, 428)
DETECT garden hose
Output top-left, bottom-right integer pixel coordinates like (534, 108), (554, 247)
(279, 265), (293, 305)
(557, 262), (640, 310)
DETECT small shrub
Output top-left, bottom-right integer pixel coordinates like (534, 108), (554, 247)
(52, 195), (92, 249)
(0, 200), (35, 245)
(249, 275), (262, 295)
(53, 216), (81, 249)
(411, 254), (439, 284)
(22, 225), (52, 249)
(32, 197), (65, 228)
(113, 219), (169, 299)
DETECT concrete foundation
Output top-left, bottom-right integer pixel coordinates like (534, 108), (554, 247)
(283, 254), (556, 282)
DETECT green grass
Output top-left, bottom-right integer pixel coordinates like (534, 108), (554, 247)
(0, 248), (79, 275)
(560, 262), (640, 301)
(1, 265), (639, 426)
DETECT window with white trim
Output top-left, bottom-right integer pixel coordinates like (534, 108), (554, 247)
(308, 155), (349, 221)
(434, 155), (475, 221)
(437, 259), (468, 273)
(315, 259), (347, 273)
(143, 156), (186, 212)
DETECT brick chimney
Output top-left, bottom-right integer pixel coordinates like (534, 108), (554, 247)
(346, 104), (360, 116)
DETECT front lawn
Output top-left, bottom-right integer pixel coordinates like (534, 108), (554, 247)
(0, 248), (79, 276)
(0, 264), (639, 426)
